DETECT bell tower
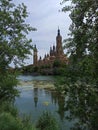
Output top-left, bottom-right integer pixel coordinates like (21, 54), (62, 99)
(33, 45), (38, 66)
(56, 28), (63, 57)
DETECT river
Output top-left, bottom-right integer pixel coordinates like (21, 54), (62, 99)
(15, 75), (75, 130)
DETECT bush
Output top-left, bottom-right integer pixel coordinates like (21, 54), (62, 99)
(0, 113), (22, 130)
(0, 112), (37, 130)
(0, 72), (19, 102)
(21, 114), (37, 130)
(0, 102), (37, 130)
(53, 60), (61, 68)
(0, 102), (18, 117)
(36, 111), (60, 130)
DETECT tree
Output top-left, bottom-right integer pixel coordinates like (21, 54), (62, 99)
(54, 1), (98, 130)
(62, 0), (98, 82)
(0, 0), (36, 101)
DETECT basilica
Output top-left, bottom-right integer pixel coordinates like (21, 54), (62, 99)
(33, 28), (68, 67)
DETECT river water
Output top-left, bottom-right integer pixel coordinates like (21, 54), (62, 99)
(15, 75), (75, 130)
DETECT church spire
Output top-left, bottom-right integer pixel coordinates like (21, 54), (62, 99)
(58, 26), (60, 36)
(56, 28), (63, 56)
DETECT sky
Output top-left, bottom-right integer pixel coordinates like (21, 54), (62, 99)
(14, 0), (71, 65)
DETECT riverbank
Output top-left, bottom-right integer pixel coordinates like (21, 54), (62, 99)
(18, 79), (55, 90)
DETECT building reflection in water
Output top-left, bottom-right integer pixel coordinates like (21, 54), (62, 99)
(51, 91), (65, 121)
(33, 88), (38, 108)
(33, 86), (66, 121)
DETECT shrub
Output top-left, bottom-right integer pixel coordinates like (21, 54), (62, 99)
(0, 113), (22, 130)
(21, 114), (37, 130)
(0, 102), (18, 117)
(53, 60), (61, 68)
(36, 111), (60, 130)
(0, 102), (37, 130)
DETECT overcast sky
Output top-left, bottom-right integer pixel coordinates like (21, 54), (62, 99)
(14, 0), (71, 65)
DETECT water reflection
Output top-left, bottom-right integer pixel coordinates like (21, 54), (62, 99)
(32, 83), (98, 130)
(33, 87), (66, 121)
(34, 88), (38, 108)
(16, 76), (75, 130)
(51, 91), (65, 121)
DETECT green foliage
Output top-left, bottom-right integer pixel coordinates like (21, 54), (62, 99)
(36, 111), (60, 130)
(0, 72), (19, 102)
(60, 0), (98, 84)
(0, 112), (37, 130)
(33, 66), (39, 72)
(62, 0), (98, 82)
(0, 102), (18, 117)
(21, 65), (41, 74)
(53, 67), (66, 75)
(53, 60), (67, 75)
(64, 82), (98, 130)
(20, 115), (37, 130)
(0, 0), (35, 68)
(53, 0), (98, 130)
(0, 102), (37, 130)
(53, 60), (61, 67)
(0, 0), (36, 101)
(54, 76), (67, 94)
(21, 65), (34, 74)
(0, 113), (22, 130)
(40, 65), (51, 69)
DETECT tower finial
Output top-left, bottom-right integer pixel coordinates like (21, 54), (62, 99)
(34, 44), (36, 48)
(58, 26), (60, 36)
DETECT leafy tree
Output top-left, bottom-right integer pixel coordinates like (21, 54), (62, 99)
(58, 80), (98, 130)
(0, 0), (36, 101)
(61, 0), (98, 82)
(53, 0), (98, 130)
